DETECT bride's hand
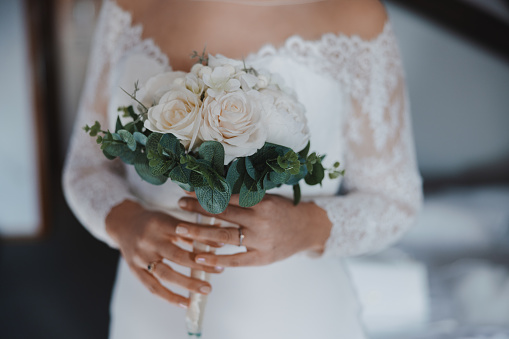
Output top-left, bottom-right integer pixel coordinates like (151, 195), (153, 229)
(105, 200), (224, 309)
(176, 194), (332, 267)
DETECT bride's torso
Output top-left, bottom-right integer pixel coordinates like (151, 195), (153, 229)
(105, 0), (387, 213)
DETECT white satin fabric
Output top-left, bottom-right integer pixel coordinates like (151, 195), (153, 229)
(62, 1), (423, 338)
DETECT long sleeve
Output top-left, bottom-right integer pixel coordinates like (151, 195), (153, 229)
(313, 23), (423, 257)
(62, 2), (138, 248)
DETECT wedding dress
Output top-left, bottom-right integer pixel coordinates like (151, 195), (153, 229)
(62, 1), (423, 338)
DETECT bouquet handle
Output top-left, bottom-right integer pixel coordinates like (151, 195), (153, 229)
(186, 214), (216, 338)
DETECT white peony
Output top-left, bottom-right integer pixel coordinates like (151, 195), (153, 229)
(138, 71), (186, 107)
(261, 89), (310, 152)
(202, 66), (240, 98)
(144, 84), (202, 150)
(174, 73), (205, 97)
(199, 90), (268, 164)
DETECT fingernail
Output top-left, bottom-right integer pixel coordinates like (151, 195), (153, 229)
(199, 285), (211, 294)
(176, 226), (188, 235)
(179, 302), (188, 309)
(215, 266), (224, 272)
(196, 257), (206, 263)
(178, 200), (187, 208)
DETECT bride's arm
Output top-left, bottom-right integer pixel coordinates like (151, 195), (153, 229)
(62, 2), (137, 248)
(312, 20), (423, 257)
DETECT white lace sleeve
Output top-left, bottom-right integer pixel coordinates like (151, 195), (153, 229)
(62, 2), (138, 249)
(313, 24), (423, 257)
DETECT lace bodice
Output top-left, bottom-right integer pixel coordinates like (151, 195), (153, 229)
(63, 0), (423, 256)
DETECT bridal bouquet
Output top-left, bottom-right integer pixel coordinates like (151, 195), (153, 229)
(84, 50), (343, 337)
(84, 52), (343, 214)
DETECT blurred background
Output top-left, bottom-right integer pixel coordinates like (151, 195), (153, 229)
(1, 0), (508, 338)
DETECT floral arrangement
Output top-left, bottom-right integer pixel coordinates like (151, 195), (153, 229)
(84, 50), (343, 214)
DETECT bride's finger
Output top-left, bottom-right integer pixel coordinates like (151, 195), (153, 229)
(157, 245), (224, 273)
(195, 251), (261, 267)
(178, 197), (254, 225)
(176, 223), (253, 247)
(134, 268), (189, 308)
(153, 263), (213, 295)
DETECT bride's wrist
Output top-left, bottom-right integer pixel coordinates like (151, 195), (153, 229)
(301, 202), (332, 253)
(105, 199), (145, 244)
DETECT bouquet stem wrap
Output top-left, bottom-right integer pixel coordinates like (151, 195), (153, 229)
(186, 214), (216, 337)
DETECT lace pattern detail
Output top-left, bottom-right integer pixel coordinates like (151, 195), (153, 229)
(62, 0), (168, 248)
(63, 0), (423, 256)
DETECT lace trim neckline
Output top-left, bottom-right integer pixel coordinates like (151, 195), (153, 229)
(105, 0), (393, 71)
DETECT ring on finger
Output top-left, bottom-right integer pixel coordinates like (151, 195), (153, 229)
(238, 227), (245, 247)
(147, 260), (160, 274)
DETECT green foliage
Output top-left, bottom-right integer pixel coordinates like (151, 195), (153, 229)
(84, 101), (344, 214)
(198, 141), (224, 175)
(293, 184), (301, 205)
(134, 151), (167, 185)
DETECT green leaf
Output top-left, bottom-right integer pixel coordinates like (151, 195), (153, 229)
(102, 149), (116, 160)
(195, 176), (231, 214)
(198, 141), (225, 175)
(118, 130), (136, 151)
(115, 116), (123, 132)
(298, 141), (310, 158)
(305, 162), (325, 186)
(146, 133), (163, 153)
(134, 152), (167, 185)
(226, 158), (245, 194)
(189, 171), (208, 187)
(133, 132), (147, 146)
(285, 164), (308, 186)
(292, 184), (301, 205)
(169, 165), (191, 185)
(160, 133), (182, 156)
(150, 160), (175, 176)
(245, 156), (260, 180)
(239, 175), (265, 208)
(262, 173), (279, 190)
(269, 170), (290, 185)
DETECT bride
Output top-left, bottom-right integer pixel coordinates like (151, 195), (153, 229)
(63, 0), (423, 338)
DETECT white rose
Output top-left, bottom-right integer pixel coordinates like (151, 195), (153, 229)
(144, 85), (202, 150)
(261, 89), (310, 152)
(138, 71), (186, 107)
(200, 90), (268, 164)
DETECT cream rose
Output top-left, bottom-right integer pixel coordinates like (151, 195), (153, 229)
(138, 71), (186, 107)
(144, 85), (202, 150)
(199, 90), (268, 164)
(261, 89), (310, 152)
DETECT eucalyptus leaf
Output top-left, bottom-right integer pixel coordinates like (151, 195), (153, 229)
(195, 177), (231, 214)
(226, 158), (245, 194)
(118, 130), (136, 151)
(305, 162), (325, 186)
(150, 159), (175, 176)
(134, 152), (167, 185)
(169, 165), (191, 185)
(269, 170), (291, 185)
(160, 133), (181, 156)
(146, 133), (163, 153)
(133, 132), (147, 146)
(198, 141), (225, 175)
(298, 141), (310, 158)
(239, 175), (265, 208)
(115, 116), (123, 132)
